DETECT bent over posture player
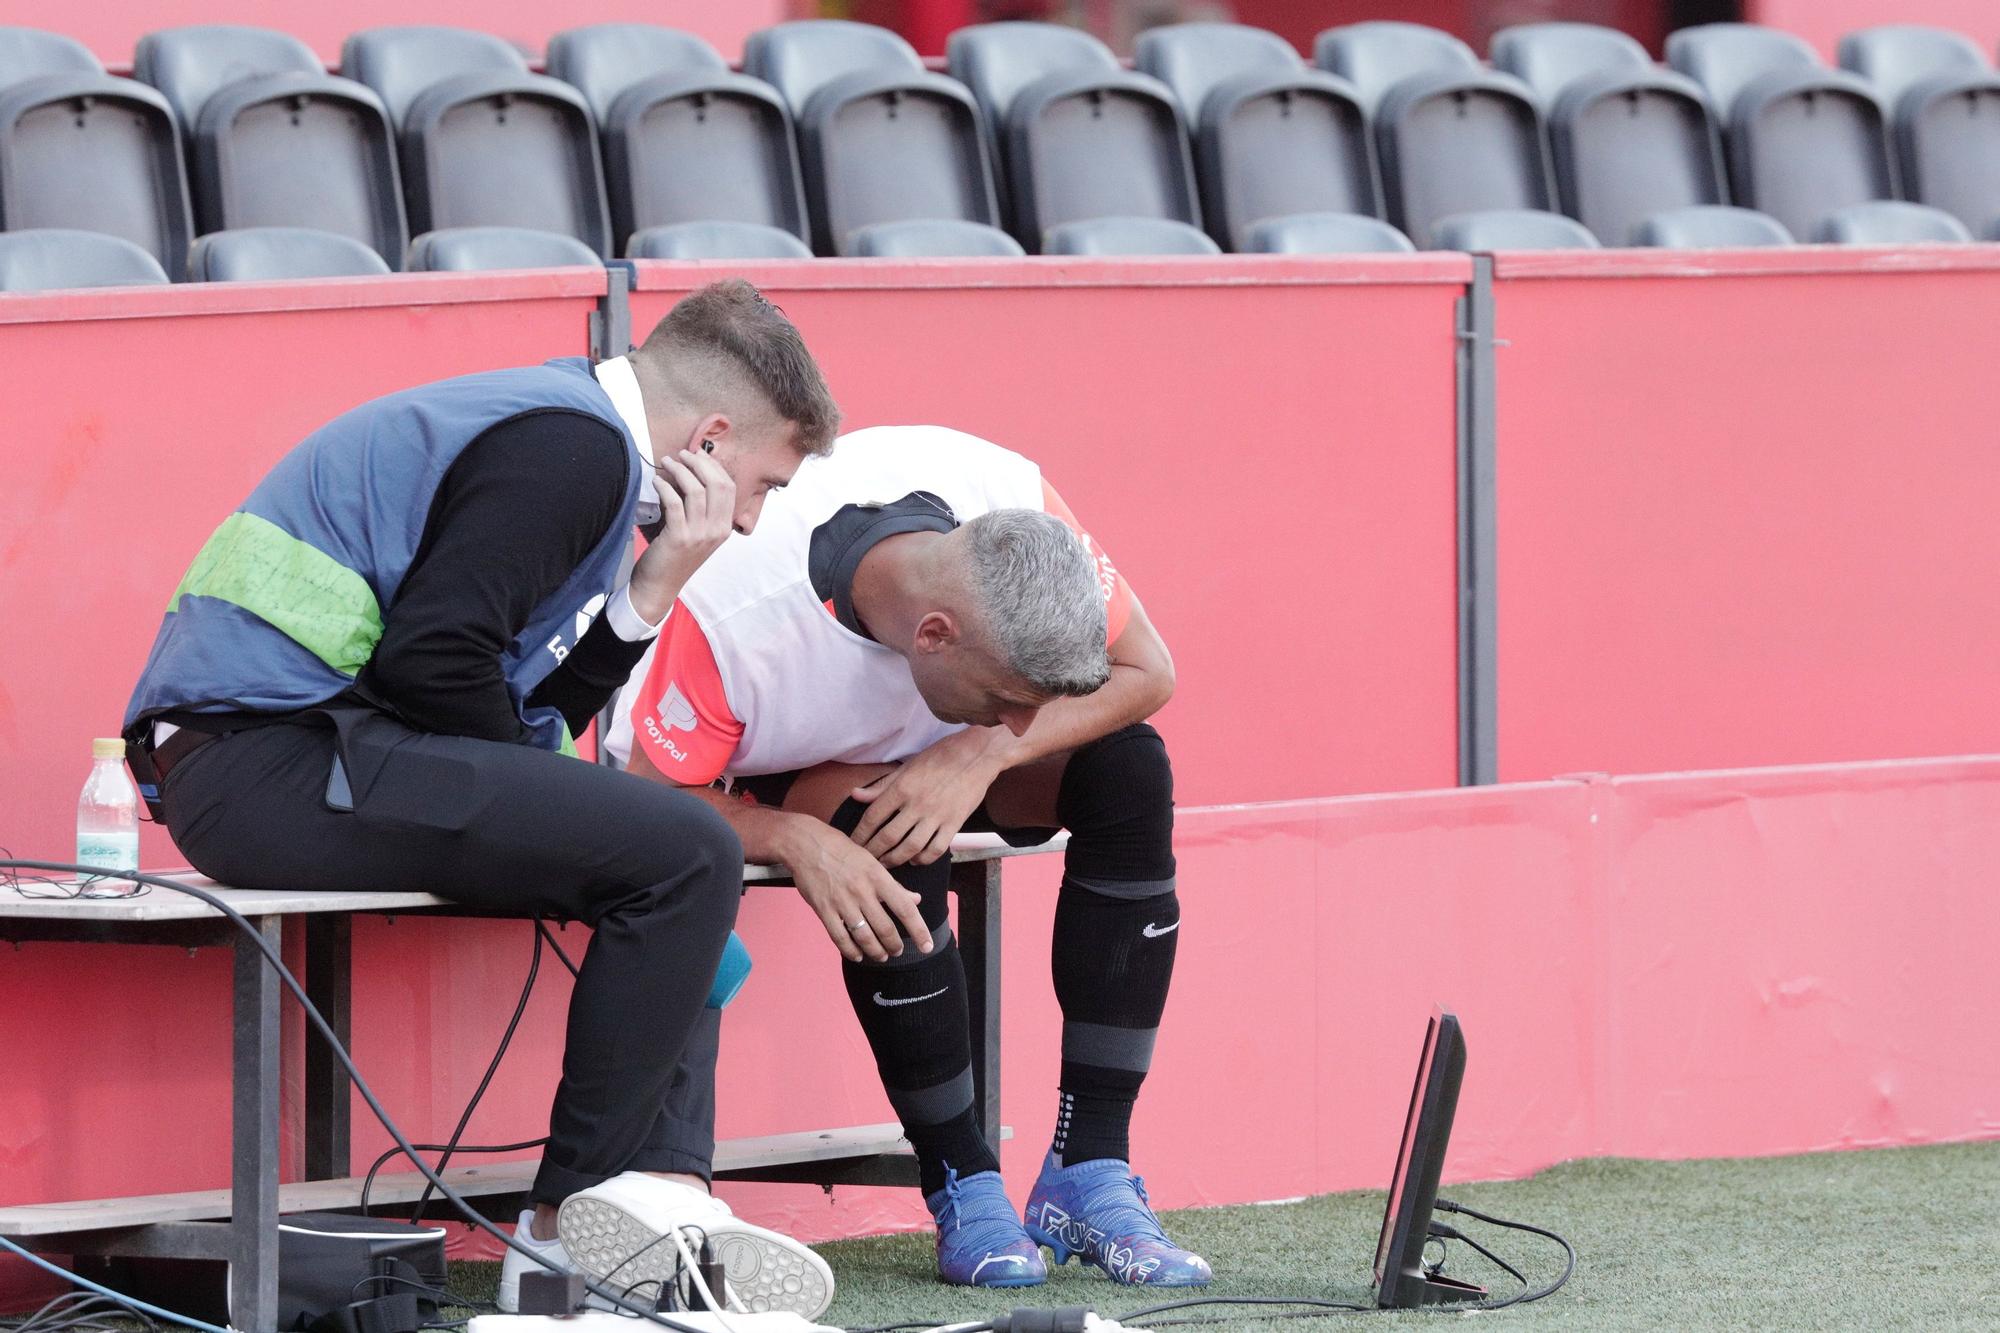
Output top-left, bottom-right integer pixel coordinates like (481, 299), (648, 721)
(609, 425), (1209, 1289)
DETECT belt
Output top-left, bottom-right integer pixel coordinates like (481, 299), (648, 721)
(151, 725), (219, 781)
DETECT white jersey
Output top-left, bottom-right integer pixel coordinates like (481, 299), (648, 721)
(606, 425), (1130, 782)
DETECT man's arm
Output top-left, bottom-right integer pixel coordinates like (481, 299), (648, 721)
(358, 413), (630, 742)
(976, 595), (1172, 768)
(844, 600), (1172, 864)
(626, 741), (932, 963)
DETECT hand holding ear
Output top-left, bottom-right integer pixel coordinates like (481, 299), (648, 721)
(628, 447), (736, 622)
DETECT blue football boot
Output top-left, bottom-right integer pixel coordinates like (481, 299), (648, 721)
(926, 1168), (1049, 1287)
(1023, 1152), (1213, 1287)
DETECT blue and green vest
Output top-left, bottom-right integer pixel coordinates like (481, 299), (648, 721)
(124, 357), (641, 755)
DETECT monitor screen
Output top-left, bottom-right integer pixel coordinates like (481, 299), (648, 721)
(1372, 1008), (1472, 1307)
(1374, 1011), (1443, 1283)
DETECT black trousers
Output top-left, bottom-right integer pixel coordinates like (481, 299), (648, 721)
(160, 713), (742, 1204)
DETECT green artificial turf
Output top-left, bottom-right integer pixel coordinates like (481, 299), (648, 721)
(439, 1141), (2000, 1332)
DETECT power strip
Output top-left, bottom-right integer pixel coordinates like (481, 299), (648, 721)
(468, 1315), (843, 1333)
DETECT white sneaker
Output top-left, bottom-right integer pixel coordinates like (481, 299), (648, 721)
(557, 1173), (835, 1320)
(496, 1209), (575, 1313)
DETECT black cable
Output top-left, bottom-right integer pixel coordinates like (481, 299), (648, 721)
(353, 919), (575, 1217)
(537, 918), (581, 978)
(1152, 1304), (1384, 1320)
(601, 1221), (701, 1291)
(410, 923), (543, 1226)
(349, 1270), (492, 1312)
(1120, 1296), (1372, 1323)
(360, 1137), (550, 1217)
(1427, 1223), (1523, 1287)
(1434, 1198), (1576, 1312)
(0, 861), (717, 1333)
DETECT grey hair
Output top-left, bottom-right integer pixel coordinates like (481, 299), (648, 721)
(961, 509), (1112, 698)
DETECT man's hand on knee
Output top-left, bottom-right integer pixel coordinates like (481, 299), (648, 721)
(786, 819), (935, 962)
(848, 730), (1010, 868)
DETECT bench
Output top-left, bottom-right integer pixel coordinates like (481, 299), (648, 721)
(0, 834), (1063, 1330)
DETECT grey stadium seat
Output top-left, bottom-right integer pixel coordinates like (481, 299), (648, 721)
(847, 219), (1025, 257)
(0, 228), (170, 291)
(1493, 22), (1737, 247)
(1243, 213), (1414, 253)
(1668, 24), (1897, 240)
(135, 25), (406, 268)
(0, 28), (194, 279)
(187, 226), (395, 280)
(1042, 217), (1222, 256)
(744, 21), (1008, 257)
(1136, 22), (1382, 252)
(1313, 20), (1477, 114)
(548, 25), (808, 257)
(1428, 209), (1600, 251)
(1631, 204), (1794, 247)
(626, 221), (813, 260)
(406, 226), (603, 271)
(1317, 21), (1562, 249)
(343, 26), (611, 257)
(1812, 199), (1972, 243)
(948, 22), (1208, 254)
(1840, 26), (2000, 237)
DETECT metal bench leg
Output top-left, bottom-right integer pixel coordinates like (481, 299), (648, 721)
(952, 860), (1003, 1154)
(303, 915), (352, 1180)
(232, 915), (281, 1331)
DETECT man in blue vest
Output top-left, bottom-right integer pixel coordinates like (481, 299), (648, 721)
(123, 280), (843, 1316)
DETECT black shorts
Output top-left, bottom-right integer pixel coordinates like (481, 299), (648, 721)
(732, 768), (1058, 848)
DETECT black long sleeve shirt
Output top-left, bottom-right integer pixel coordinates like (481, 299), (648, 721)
(353, 409), (650, 743)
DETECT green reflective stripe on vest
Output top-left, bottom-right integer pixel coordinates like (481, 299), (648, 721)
(169, 512), (383, 676)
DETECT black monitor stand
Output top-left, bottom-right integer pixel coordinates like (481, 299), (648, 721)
(1373, 1009), (1484, 1308)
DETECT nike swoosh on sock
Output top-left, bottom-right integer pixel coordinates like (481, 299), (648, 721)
(873, 986), (950, 1007)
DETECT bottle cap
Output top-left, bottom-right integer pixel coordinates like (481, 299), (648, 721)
(93, 738), (125, 760)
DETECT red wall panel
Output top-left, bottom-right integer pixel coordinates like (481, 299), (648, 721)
(1747, 0), (2000, 57)
(630, 257), (1472, 808)
(15, 756), (1997, 1300)
(1489, 249), (2000, 784)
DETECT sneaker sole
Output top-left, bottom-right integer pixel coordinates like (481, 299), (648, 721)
(558, 1194), (835, 1319)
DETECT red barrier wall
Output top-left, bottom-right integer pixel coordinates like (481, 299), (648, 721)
(0, 0), (788, 64)
(630, 257), (1471, 808)
(1746, 0), (2000, 57)
(7, 756), (1996, 1302)
(1489, 248), (2000, 784)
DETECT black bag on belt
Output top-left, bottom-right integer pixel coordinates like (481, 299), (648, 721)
(109, 1213), (448, 1330)
(269, 1213), (448, 1330)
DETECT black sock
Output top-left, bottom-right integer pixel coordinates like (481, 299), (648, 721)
(842, 930), (997, 1196)
(828, 795), (996, 1196)
(1050, 885), (1180, 1166)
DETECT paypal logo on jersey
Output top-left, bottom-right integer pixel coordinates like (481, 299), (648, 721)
(642, 680), (699, 766)
(656, 682), (698, 731)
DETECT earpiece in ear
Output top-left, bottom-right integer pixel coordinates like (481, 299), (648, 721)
(701, 440), (715, 454)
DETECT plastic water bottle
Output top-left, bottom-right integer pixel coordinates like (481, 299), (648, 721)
(77, 738), (140, 873)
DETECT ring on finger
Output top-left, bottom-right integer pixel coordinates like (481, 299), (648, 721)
(847, 919), (870, 933)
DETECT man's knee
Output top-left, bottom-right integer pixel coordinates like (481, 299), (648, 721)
(1057, 723), (1175, 890)
(616, 790), (744, 926)
(829, 795), (951, 934)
